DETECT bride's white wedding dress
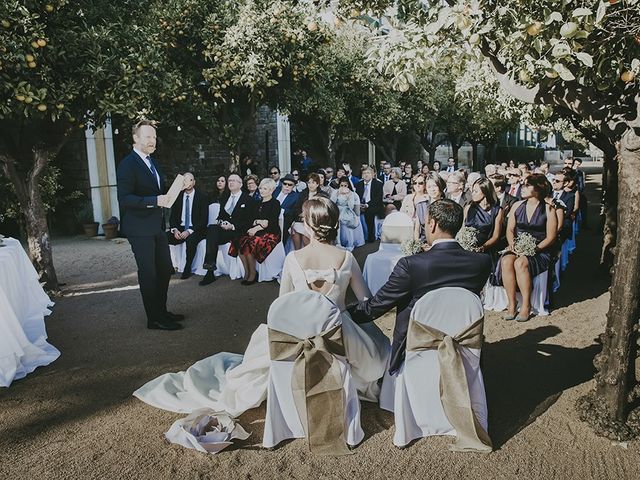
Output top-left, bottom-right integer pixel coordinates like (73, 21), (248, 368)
(134, 250), (390, 417)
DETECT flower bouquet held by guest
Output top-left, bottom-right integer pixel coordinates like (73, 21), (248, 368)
(229, 178), (281, 285)
(496, 173), (557, 322)
(332, 178), (365, 251)
(290, 173), (330, 250)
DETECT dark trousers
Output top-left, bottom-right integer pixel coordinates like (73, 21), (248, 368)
(204, 224), (240, 267)
(362, 209), (378, 242)
(128, 232), (173, 324)
(167, 227), (205, 273)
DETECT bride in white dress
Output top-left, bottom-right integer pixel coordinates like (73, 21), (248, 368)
(134, 197), (390, 417)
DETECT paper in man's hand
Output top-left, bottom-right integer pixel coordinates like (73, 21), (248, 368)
(158, 174), (185, 208)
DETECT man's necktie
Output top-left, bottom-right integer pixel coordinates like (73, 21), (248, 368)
(146, 156), (159, 187)
(184, 194), (191, 230)
(226, 195), (238, 215)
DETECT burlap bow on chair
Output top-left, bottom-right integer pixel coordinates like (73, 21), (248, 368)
(406, 317), (493, 453)
(268, 324), (351, 455)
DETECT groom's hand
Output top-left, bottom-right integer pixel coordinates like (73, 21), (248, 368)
(347, 302), (371, 324)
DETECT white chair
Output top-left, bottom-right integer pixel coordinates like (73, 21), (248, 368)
(263, 291), (363, 451)
(384, 287), (490, 450)
(482, 270), (550, 316)
(363, 212), (414, 295)
(256, 210), (286, 282)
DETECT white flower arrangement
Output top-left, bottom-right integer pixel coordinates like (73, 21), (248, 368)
(513, 232), (538, 257)
(401, 238), (425, 256)
(455, 226), (481, 252)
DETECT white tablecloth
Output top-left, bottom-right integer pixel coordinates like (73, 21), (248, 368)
(0, 237), (60, 387)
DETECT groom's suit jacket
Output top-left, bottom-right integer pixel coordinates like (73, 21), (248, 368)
(350, 241), (491, 374)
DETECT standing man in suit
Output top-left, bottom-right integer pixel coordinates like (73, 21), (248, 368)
(349, 200), (491, 374)
(167, 172), (209, 279)
(445, 157), (457, 173)
(200, 173), (254, 285)
(356, 166), (383, 243)
(445, 171), (472, 207)
(116, 120), (183, 330)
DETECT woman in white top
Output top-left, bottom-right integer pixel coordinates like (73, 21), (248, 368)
(133, 197), (390, 416)
(382, 167), (407, 212)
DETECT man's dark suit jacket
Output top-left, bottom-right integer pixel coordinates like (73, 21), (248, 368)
(355, 179), (384, 216)
(216, 191), (254, 233)
(500, 192), (518, 214)
(169, 190), (209, 235)
(446, 190), (472, 208)
(351, 241), (491, 374)
(117, 151), (165, 236)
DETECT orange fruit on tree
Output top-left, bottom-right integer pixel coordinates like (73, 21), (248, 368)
(621, 71), (635, 83)
(37, 39), (47, 47)
(37, 104), (47, 112)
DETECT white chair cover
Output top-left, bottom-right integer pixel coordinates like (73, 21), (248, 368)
(386, 287), (489, 448)
(256, 210), (286, 282)
(482, 270), (550, 316)
(263, 291), (363, 449)
(363, 212), (414, 295)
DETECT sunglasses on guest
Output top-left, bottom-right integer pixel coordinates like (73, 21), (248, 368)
(282, 182), (294, 187)
(270, 171), (279, 175)
(552, 179), (563, 183)
(413, 181), (425, 185)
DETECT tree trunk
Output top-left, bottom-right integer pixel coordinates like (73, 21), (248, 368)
(471, 141), (480, 172)
(593, 129), (640, 422)
(600, 150), (618, 269)
(376, 136), (398, 166)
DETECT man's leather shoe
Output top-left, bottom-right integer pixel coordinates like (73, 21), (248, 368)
(199, 271), (216, 286)
(202, 262), (214, 271)
(147, 321), (183, 331)
(165, 311), (185, 322)
(180, 271), (192, 280)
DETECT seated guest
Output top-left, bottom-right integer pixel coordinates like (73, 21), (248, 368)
(489, 173), (518, 214)
(401, 163), (413, 193)
(562, 168), (581, 222)
(484, 163), (497, 177)
(211, 174), (229, 204)
(291, 169), (307, 193)
(445, 171), (471, 207)
(445, 157), (456, 173)
(466, 172), (482, 191)
(324, 166), (335, 186)
(244, 174), (261, 202)
(230, 178), (281, 286)
(332, 178), (365, 250)
(167, 173), (209, 279)
(349, 199), (492, 375)
(355, 166), (384, 243)
(431, 159), (441, 173)
(316, 169), (334, 195)
(275, 174), (299, 244)
(200, 173), (254, 286)
(401, 173), (431, 241)
(378, 161), (392, 183)
(330, 166), (348, 189)
(497, 173), (558, 321)
(269, 166), (282, 190)
(464, 177), (504, 253)
(421, 164), (430, 175)
(506, 168), (523, 199)
(552, 171), (576, 241)
(290, 173), (330, 249)
(383, 167), (407, 212)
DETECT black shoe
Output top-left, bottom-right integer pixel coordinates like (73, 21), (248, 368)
(147, 320), (183, 331)
(165, 311), (185, 322)
(241, 279), (257, 286)
(202, 262), (214, 271)
(199, 271), (216, 286)
(180, 271), (192, 280)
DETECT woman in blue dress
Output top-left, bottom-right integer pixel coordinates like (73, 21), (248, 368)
(498, 173), (557, 321)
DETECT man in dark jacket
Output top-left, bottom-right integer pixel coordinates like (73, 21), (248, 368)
(349, 200), (491, 374)
(355, 166), (383, 242)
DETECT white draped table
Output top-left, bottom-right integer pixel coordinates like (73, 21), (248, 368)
(0, 237), (60, 387)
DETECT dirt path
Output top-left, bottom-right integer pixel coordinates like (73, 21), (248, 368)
(1, 163), (637, 480)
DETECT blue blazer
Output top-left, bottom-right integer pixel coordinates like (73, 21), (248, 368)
(117, 150), (165, 237)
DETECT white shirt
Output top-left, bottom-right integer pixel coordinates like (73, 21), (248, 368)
(553, 190), (562, 200)
(225, 191), (242, 215)
(446, 166), (455, 172)
(134, 148), (160, 188)
(432, 238), (458, 246)
(276, 191), (289, 204)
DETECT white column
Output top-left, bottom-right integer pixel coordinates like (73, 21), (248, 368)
(368, 140), (376, 167)
(276, 112), (291, 173)
(85, 118), (120, 234)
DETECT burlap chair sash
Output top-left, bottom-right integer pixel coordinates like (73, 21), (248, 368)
(406, 317), (493, 453)
(268, 324), (351, 455)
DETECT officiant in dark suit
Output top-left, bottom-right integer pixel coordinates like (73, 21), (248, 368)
(349, 199), (491, 374)
(117, 120), (184, 330)
(167, 172), (209, 279)
(200, 173), (254, 285)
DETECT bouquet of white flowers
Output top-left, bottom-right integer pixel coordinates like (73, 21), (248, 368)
(455, 226), (481, 252)
(401, 238), (425, 256)
(513, 232), (538, 257)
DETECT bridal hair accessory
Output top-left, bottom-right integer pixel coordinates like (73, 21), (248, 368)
(455, 226), (481, 252)
(407, 317), (493, 453)
(164, 409), (250, 454)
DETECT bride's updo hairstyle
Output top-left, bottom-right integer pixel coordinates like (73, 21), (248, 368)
(302, 196), (339, 243)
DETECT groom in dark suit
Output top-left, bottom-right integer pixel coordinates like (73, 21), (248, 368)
(117, 120), (183, 330)
(200, 173), (254, 285)
(349, 199), (491, 374)
(167, 172), (209, 279)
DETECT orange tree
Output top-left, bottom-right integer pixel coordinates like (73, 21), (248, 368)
(0, 0), (177, 290)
